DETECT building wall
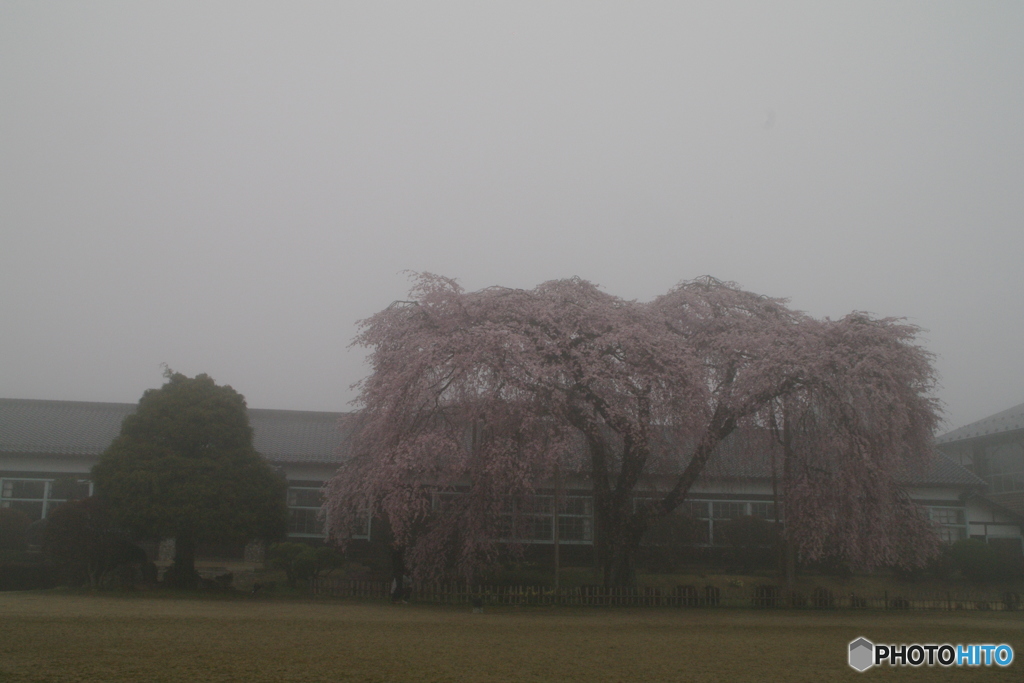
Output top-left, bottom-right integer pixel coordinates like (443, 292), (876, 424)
(965, 498), (1023, 541)
(938, 430), (1024, 515)
(0, 452), (343, 539)
(3, 457), (1018, 553)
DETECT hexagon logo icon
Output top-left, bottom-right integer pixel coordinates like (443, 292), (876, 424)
(849, 637), (874, 672)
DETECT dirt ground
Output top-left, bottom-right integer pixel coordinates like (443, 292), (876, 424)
(1, 592), (1021, 682)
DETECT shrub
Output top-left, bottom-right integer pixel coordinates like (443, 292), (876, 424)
(268, 542), (344, 588)
(638, 514), (708, 572)
(949, 539), (1020, 583)
(44, 497), (146, 587)
(0, 563), (55, 590)
(0, 508), (31, 552)
(642, 514), (708, 546)
(715, 516), (777, 572)
(268, 542), (308, 587)
(815, 556), (853, 579)
(926, 547), (958, 581)
(25, 519), (47, 550)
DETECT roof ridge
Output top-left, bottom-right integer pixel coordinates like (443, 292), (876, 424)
(0, 397), (137, 408)
(936, 401), (1024, 443)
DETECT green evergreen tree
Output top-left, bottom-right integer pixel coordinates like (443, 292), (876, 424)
(92, 371), (287, 587)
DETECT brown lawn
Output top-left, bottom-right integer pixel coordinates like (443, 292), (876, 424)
(0, 592), (1021, 682)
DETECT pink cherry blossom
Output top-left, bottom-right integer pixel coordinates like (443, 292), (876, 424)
(323, 274), (941, 585)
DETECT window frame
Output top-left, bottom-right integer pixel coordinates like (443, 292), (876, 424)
(929, 506), (968, 544)
(0, 477), (93, 521)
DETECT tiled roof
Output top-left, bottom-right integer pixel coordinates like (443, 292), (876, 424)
(0, 399), (135, 456)
(249, 409), (353, 464)
(936, 402), (1024, 444)
(905, 452), (987, 487)
(0, 398), (351, 464)
(0, 398), (983, 486)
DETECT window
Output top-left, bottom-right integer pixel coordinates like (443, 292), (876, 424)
(286, 486), (370, 540)
(557, 496), (593, 542)
(682, 500), (777, 546)
(288, 508), (323, 536)
(931, 508), (964, 526)
(929, 507), (967, 544)
(712, 502), (746, 520)
(352, 500), (372, 539)
(495, 511), (514, 540)
(521, 495), (553, 516)
(287, 488), (323, 508)
(286, 486), (326, 538)
(515, 495), (554, 542)
(683, 501), (709, 519)
(984, 442), (1024, 494)
(527, 515), (553, 541)
(3, 480), (45, 500)
(749, 502), (776, 520)
(558, 516), (592, 542)
(494, 494), (594, 545)
(937, 526), (967, 544)
(631, 499), (779, 545)
(560, 496), (592, 517)
(0, 478), (92, 521)
(990, 472), (1024, 494)
(1, 499), (44, 520)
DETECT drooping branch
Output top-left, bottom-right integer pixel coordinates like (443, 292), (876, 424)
(325, 273), (943, 584)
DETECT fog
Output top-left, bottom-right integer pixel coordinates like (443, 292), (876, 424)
(2, 3), (1022, 432)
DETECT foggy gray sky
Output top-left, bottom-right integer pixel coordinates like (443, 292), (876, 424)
(2, 3), (1022, 433)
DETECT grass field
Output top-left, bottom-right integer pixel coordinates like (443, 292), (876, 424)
(1, 592), (1021, 682)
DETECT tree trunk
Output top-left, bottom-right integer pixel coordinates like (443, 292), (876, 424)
(166, 533), (199, 588)
(782, 534), (796, 588)
(391, 546), (406, 602)
(605, 543), (638, 588)
(597, 503), (645, 588)
(773, 400), (796, 589)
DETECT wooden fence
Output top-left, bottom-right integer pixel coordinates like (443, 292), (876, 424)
(310, 577), (1022, 612)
